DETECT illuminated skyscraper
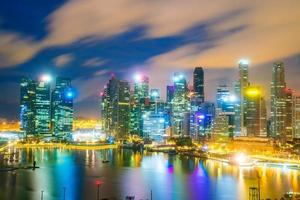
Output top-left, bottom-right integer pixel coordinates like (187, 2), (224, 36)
(171, 73), (189, 136)
(216, 85), (236, 136)
(35, 76), (51, 134)
(293, 94), (300, 139)
(142, 113), (166, 142)
(130, 74), (149, 136)
(285, 88), (293, 141)
(270, 62), (287, 140)
(193, 67), (204, 103)
(51, 77), (73, 137)
(117, 80), (131, 137)
(20, 77), (36, 135)
(235, 60), (249, 136)
(244, 86), (266, 137)
(101, 76), (130, 137)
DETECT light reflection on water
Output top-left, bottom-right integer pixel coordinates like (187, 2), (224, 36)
(0, 148), (299, 200)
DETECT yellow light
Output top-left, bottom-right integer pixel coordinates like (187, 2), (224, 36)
(246, 88), (260, 97)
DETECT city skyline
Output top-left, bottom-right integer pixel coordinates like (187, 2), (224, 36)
(1, 1), (300, 120)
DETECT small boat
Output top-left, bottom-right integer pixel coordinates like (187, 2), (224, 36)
(125, 196), (135, 200)
(102, 160), (109, 163)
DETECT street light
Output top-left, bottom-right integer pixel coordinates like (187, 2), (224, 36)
(96, 180), (103, 200)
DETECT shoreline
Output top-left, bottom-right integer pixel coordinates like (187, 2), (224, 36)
(12, 142), (117, 150)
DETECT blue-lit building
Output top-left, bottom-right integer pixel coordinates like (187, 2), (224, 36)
(142, 113), (166, 142)
(20, 77), (36, 135)
(216, 85), (236, 136)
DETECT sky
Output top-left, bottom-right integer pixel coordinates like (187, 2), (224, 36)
(0, 0), (300, 120)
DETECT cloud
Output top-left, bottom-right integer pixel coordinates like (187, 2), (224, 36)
(1, 0), (300, 70)
(53, 53), (73, 67)
(0, 32), (41, 68)
(83, 57), (106, 67)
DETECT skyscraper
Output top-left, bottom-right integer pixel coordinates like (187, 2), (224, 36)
(235, 60), (249, 136)
(193, 67), (204, 103)
(51, 77), (73, 137)
(285, 88), (293, 141)
(216, 85), (236, 136)
(101, 75), (131, 137)
(20, 77), (36, 135)
(293, 94), (300, 139)
(270, 62), (287, 140)
(244, 86), (266, 137)
(117, 80), (131, 137)
(130, 74), (149, 137)
(171, 73), (189, 136)
(35, 75), (51, 134)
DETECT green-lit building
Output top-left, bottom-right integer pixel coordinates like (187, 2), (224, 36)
(171, 73), (189, 136)
(51, 77), (73, 137)
(130, 74), (149, 137)
(35, 77), (51, 134)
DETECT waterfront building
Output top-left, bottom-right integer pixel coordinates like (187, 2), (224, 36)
(142, 112), (166, 142)
(285, 88), (293, 141)
(212, 108), (229, 136)
(270, 62), (287, 140)
(244, 86), (267, 137)
(171, 73), (189, 136)
(236, 59), (250, 136)
(293, 93), (300, 139)
(130, 74), (149, 137)
(216, 85), (236, 136)
(35, 75), (51, 134)
(101, 76), (130, 138)
(51, 77), (73, 137)
(20, 77), (36, 135)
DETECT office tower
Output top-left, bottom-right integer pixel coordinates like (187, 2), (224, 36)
(117, 80), (131, 137)
(35, 75), (51, 134)
(193, 67), (204, 103)
(285, 88), (293, 141)
(51, 77), (73, 136)
(244, 86), (266, 137)
(212, 108), (229, 136)
(216, 84), (236, 136)
(20, 77), (36, 135)
(234, 82), (241, 136)
(171, 73), (189, 136)
(100, 87), (109, 132)
(101, 76), (131, 137)
(166, 85), (175, 103)
(236, 59), (250, 136)
(270, 62), (287, 140)
(130, 74), (149, 137)
(142, 113), (165, 142)
(293, 94), (300, 139)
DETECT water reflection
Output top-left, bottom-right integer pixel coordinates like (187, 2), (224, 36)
(0, 148), (300, 200)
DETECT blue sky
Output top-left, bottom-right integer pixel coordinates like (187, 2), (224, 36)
(0, 0), (300, 120)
